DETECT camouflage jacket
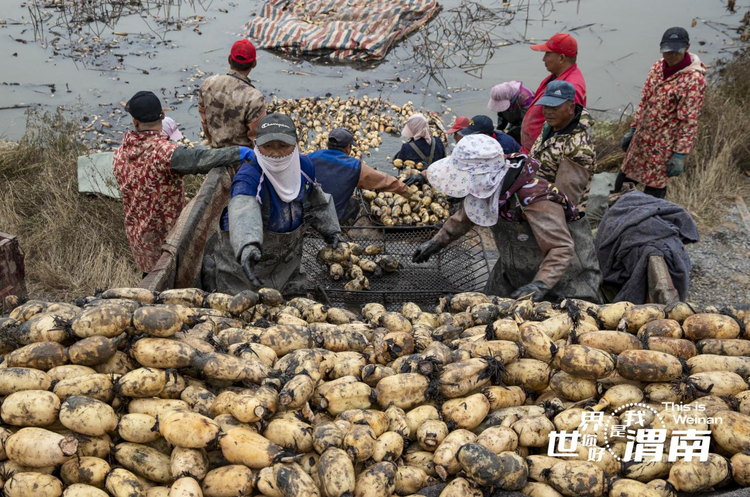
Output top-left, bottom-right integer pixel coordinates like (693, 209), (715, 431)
(529, 108), (595, 211)
(113, 131), (181, 272)
(198, 70), (266, 148)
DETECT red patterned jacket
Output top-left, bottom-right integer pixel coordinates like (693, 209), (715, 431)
(113, 131), (180, 272)
(621, 54), (707, 188)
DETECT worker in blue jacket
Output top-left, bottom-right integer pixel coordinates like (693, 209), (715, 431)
(310, 128), (413, 225)
(208, 113), (341, 295)
(394, 114), (446, 165)
(459, 115), (521, 154)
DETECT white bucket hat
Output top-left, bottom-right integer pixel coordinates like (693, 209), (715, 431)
(426, 134), (512, 226)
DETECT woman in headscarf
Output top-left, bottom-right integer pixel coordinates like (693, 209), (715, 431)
(488, 81), (535, 143)
(161, 117), (184, 142)
(394, 113), (446, 166)
(412, 134), (602, 303)
(208, 113), (341, 295)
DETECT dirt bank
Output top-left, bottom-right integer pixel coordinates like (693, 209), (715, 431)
(687, 205), (750, 306)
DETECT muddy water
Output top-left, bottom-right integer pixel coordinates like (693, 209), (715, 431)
(0, 0), (747, 166)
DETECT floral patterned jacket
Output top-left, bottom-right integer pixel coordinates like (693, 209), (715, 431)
(621, 53), (707, 188)
(113, 131), (180, 272)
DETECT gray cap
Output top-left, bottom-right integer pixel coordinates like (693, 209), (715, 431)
(660, 27), (689, 53)
(256, 113), (297, 147)
(328, 127), (355, 148)
(535, 80), (576, 107)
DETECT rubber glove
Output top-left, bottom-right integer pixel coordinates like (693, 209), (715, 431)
(510, 281), (551, 302)
(621, 128), (636, 152)
(239, 146), (255, 163)
(666, 153), (686, 177)
(324, 233), (341, 249)
(240, 245), (263, 287)
(404, 173), (427, 188)
(412, 238), (444, 263)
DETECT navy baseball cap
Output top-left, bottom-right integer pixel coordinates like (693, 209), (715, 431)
(660, 27), (689, 53)
(125, 91), (162, 123)
(457, 115), (495, 137)
(328, 127), (355, 148)
(535, 81), (576, 107)
(256, 114), (297, 146)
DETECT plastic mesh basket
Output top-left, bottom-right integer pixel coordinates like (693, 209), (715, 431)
(302, 226), (490, 311)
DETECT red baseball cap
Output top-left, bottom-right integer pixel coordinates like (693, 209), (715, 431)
(230, 39), (257, 64)
(445, 116), (471, 134)
(530, 33), (578, 57)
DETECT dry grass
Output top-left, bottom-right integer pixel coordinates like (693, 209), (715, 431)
(591, 120), (629, 174)
(593, 49), (750, 226)
(0, 110), (140, 300)
(668, 49), (750, 224)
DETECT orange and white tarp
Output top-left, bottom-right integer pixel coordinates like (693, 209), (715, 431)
(246, 0), (441, 61)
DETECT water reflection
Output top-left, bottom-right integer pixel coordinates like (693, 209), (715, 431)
(399, 0), (517, 86)
(26, 0), (211, 53)
(400, 0), (586, 87)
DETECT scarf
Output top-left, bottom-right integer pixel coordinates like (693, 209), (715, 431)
(426, 134), (508, 226)
(256, 147), (301, 203)
(662, 52), (691, 79)
(401, 114), (432, 145)
(497, 156), (578, 222)
(463, 162), (512, 226)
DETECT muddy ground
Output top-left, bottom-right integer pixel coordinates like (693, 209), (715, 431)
(687, 203), (750, 306)
(479, 198), (750, 307)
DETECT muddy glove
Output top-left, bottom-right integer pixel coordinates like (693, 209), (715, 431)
(305, 185), (342, 249)
(240, 245), (263, 287)
(666, 153), (686, 177)
(170, 146), (242, 175)
(412, 238), (444, 263)
(621, 128), (635, 152)
(404, 173), (427, 188)
(228, 195), (264, 288)
(324, 232), (341, 249)
(510, 281), (550, 302)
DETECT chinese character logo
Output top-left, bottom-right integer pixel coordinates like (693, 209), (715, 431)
(546, 402), (715, 464)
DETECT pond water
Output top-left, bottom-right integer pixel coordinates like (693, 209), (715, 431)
(0, 0), (746, 163)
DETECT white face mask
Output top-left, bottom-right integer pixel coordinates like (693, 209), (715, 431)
(257, 149), (292, 169)
(256, 146), (302, 203)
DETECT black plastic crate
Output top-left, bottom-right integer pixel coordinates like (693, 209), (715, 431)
(302, 226), (490, 311)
